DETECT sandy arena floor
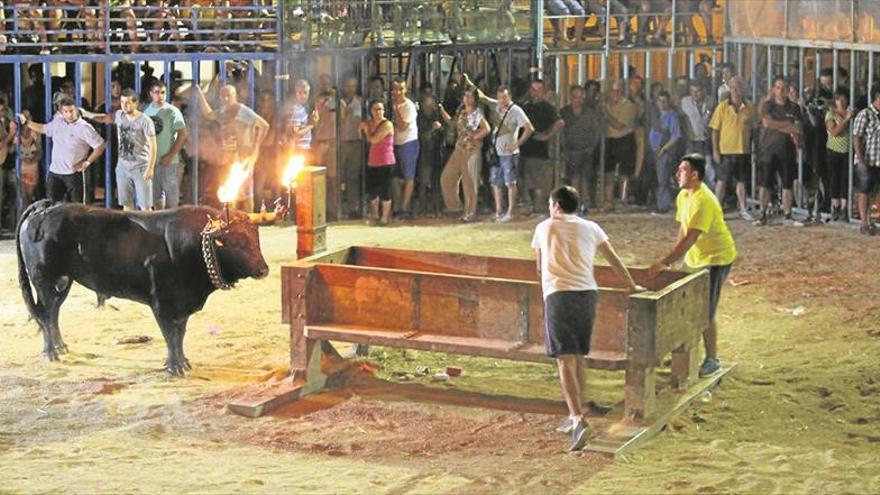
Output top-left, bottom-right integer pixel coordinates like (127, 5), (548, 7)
(1, 211), (879, 494)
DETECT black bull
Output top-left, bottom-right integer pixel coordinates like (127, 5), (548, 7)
(16, 200), (269, 375)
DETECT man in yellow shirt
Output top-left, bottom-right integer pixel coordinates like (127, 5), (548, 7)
(649, 153), (737, 377)
(709, 76), (754, 221)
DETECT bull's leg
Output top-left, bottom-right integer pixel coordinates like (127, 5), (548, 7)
(177, 318), (192, 371)
(33, 276), (72, 361)
(154, 312), (188, 377)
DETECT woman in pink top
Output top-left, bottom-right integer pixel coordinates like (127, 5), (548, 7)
(359, 99), (395, 225)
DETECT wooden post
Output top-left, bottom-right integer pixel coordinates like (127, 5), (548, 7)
(296, 166), (327, 258)
(625, 365), (656, 419)
(670, 338), (702, 390)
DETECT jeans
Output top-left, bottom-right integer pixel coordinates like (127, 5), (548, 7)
(655, 151), (674, 211)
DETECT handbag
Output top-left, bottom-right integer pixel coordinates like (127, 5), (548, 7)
(485, 104), (514, 169)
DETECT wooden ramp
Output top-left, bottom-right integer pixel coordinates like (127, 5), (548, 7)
(585, 363), (737, 457)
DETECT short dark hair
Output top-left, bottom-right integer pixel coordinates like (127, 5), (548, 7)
(772, 75), (787, 87)
(872, 86), (880, 103)
(121, 88), (139, 102)
(833, 87), (848, 100)
(56, 95), (76, 108)
(720, 62), (736, 73)
(150, 80), (166, 91)
(570, 84), (584, 94)
(496, 84), (511, 95)
(550, 185), (580, 214)
(368, 98), (385, 112)
(819, 68), (834, 78)
(657, 90), (671, 100)
(681, 153), (707, 180)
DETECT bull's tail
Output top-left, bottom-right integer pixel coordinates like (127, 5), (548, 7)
(16, 200), (52, 323)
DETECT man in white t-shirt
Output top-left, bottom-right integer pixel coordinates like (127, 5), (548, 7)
(391, 78), (419, 218)
(489, 85), (534, 222)
(532, 185), (642, 451)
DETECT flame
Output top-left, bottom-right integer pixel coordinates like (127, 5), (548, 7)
(281, 154), (306, 189)
(217, 161), (250, 204)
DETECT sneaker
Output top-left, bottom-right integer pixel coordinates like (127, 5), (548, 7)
(831, 206), (840, 222)
(739, 209), (755, 222)
(568, 419), (590, 451)
(459, 215), (475, 223)
(555, 417), (574, 434)
(496, 213), (513, 223)
(650, 209), (670, 217)
(752, 213), (769, 226)
(698, 357), (721, 378)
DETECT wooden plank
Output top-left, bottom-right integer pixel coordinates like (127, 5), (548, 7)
(585, 363), (737, 457)
(305, 324), (628, 369)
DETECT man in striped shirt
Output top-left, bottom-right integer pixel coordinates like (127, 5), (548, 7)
(852, 87), (880, 235)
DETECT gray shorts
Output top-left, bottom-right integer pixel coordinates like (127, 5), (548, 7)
(152, 161), (180, 208)
(117, 165), (154, 210)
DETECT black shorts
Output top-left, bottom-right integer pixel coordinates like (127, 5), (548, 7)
(703, 264), (732, 321)
(759, 145), (797, 190)
(543, 290), (597, 357)
(855, 165), (880, 195)
(605, 134), (636, 176)
(365, 165), (392, 201)
(717, 154), (751, 184)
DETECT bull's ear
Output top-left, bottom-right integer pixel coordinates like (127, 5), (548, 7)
(214, 239), (224, 248)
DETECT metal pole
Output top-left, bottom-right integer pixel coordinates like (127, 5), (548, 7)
(832, 49), (839, 89)
(688, 51), (694, 79)
(711, 48), (718, 96)
(43, 62), (52, 183)
(536, 0), (544, 76)
(104, 61), (113, 208)
(604, 0), (611, 59)
(164, 61), (172, 102)
(623, 53), (629, 95)
(850, 50), (860, 221)
(192, 59), (200, 205)
(795, 47), (803, 209)
(134, 59), (142, 96)
(13, 62), (23, 219)
(577, 53), (584, 85)
(750, 43), (757, 101)
(766, 45), (772, 90)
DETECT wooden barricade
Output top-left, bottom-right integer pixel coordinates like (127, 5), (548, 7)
(228, 246), (715, 428)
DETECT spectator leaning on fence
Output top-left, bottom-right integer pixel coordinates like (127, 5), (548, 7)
(755, 76), (802, 226)
(852, 86), (880, 236)
(18, 96), (105, 204)
(560, 84), (602, 214)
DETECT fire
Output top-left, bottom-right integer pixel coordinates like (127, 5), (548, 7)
(217, 161), (251, 204)
(281, 154), (306, 189)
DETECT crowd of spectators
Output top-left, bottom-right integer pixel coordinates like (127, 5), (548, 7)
(1, 59), (879, 236)
(547, 0), (718, 48)
(0, 1), (274, 55)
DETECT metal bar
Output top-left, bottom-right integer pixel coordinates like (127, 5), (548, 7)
(74, 63), (82, 108)
(134, 59), (142, 95)
(796, 47), (803, 209)
(622, 53), (629, 96)
(191, 59), (200, 205)
(164, 61), (172, 102)
(766, 45), (772, 90)
(104, 61), (113, 208)
(851, 50), (861, 220)
(507, 47), (513, 87)
(13, 62), (23, 218)
(43, 62), (52, 182)
(833, 49), (839, 88)
(688, 51), (694, 79)
(578, 53), (584, 85)
(711, 48), (718, 96)
(536, 0), (544, 75)
(604, 0), (611, 59)
(248, 61), (256, 108)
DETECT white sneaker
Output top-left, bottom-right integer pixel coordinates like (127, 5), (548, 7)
(496, 213), (513, 223)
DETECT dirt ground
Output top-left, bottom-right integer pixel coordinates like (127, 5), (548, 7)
(1, 211), (879, 494)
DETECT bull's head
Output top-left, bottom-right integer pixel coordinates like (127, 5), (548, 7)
(204, 210), (269, 283)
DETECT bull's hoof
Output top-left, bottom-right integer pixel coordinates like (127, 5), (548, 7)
(182, 358), (192, 371)
(164, 364), (187, 377)
(54, 342), (69, 355)
(42, 350), (60, 362)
